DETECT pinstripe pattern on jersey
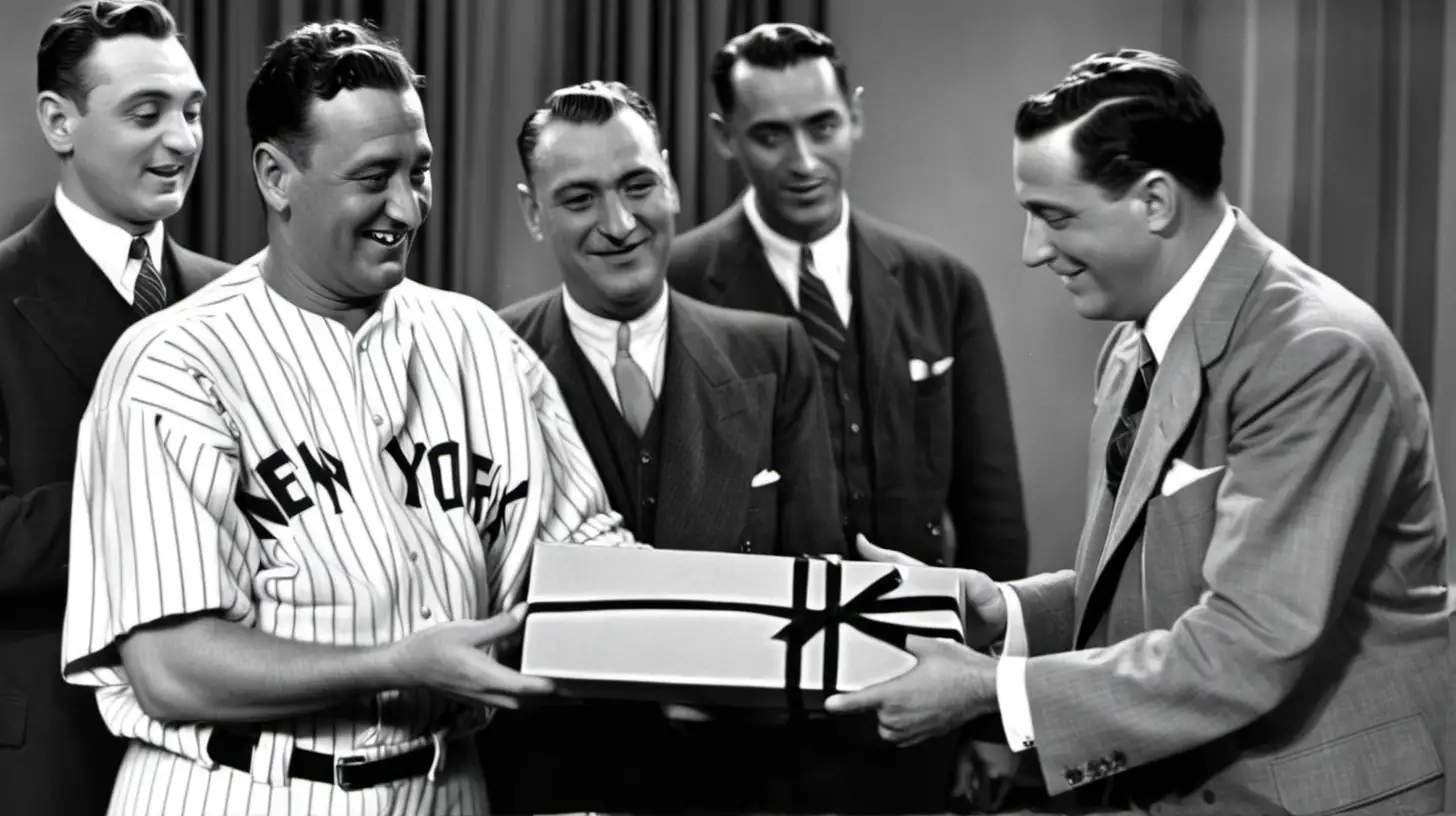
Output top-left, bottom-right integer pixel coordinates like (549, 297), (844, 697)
(62, 257), (610, 815)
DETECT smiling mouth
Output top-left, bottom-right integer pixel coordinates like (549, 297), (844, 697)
(365, 230), (407, 248)
(147, 165), (186, 179)
(785, 180), (826, 196)
(592, 239), (648, 257)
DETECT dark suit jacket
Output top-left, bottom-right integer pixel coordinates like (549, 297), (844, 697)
(483, 288), (844, 813)
(0, 203), (229, 815)
(503, 286), (843, 555)
(1011, 213), (1449, 814)
(668, 201), (1029, 578)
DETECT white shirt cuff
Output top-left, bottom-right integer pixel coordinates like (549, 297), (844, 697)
(995, 585), (1035, 751)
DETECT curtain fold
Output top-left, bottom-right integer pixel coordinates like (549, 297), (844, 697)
(165, 0), (824, 306)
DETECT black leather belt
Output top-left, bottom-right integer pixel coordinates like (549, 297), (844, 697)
(206, 728), (443, 791)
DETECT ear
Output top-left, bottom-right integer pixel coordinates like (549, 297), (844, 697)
(1135, 170), (1176, 233)
(252, 142), (295, 215)
(848, 85), (866, 141)
(709, 112), (736, 161)
(36, 91), (79, 156)
(517, 182), (543, 241)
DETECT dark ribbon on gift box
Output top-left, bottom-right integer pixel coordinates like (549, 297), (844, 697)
(526, 558), (963, 714)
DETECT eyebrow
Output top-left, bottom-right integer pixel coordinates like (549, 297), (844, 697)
(549, 166), (658, 198)
(120, 88), (207, 106)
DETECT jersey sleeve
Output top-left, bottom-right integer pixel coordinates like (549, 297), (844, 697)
(62, 345), (261, 688)
(484, 334), (612, 614)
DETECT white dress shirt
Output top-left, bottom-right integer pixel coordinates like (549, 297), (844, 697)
(560, 283), (670, 410)
(53, 184), (166, 306)
(742, 187), (853, 327)
(998, 206), (1237, 752)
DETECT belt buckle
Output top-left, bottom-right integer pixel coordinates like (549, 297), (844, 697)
(334, 754), (368, 791)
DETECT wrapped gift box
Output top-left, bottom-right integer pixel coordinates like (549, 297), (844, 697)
(520, 543), (964, 710)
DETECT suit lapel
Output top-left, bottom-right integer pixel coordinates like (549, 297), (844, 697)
(850, 216), (905, 420)
(532, 291), (622, 506)
(703, 202), (797, 317)
(12, 204), (138, 387)
(165, 239), (212, 297)
(1076, 212), (1273, 639)
(654, 294), (755, 550)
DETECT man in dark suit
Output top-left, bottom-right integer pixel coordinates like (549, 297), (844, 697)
(668, 23), (1030, 811)
(0, 3), (229, 813)
(482, 80), (844, 814)
(830, 49), (1450, 816)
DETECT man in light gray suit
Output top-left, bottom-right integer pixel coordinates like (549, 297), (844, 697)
(828, 49), (1450, 815)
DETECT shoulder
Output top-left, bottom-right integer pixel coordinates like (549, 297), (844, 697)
(496, 288), (558, 337)
(669, 204), (743, 266)
(0, 215), (46, 292)
(169, 241), (233, 281)
(672, 290), (806, 371)
(853, 210), (989, 296)
(392, 280), (546, 370)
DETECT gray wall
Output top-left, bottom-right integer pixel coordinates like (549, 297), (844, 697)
(0, 0), (70, 236)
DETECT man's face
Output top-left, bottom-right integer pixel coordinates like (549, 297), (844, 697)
(64, 35), (205, 230)
(522, 109), (678, 320)
(718, 57), (860, 242)
(1013, 125), (1161, 322)
(283, 86), (432, 300)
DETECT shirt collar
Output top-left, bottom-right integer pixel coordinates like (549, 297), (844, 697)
(53, 184), (165, 303)
(1142, 207), (1237, 363)
(560, 281), (670, 350)
(742, 186), (851, 269)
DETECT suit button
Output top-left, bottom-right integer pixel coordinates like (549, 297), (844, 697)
(1202, 790), (1216, 804)
(1064, 768), (1084, 786)
(840, 515), (850, 527)
(933, 557), (946, 566)
(644, 496), (656, 506)
(850, 490), (863, 502)
(742, 541), (752, 553)
(849, 422), (861, 433)
(840, 390), (850, 403)
(640, 452), (652, 465)
(928, 522), (942, 537)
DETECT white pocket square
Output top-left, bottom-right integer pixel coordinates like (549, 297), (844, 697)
(751, 469), (781, 488)
(909, 356), (954, 382)
(1159, 459), (1224, 497)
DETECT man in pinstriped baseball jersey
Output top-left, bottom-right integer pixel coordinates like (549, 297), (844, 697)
(60, 20), (627, 815)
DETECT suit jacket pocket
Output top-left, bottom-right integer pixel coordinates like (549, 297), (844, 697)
(0, 695), (26, 747)
(1270, 713), (1442, 815)
(744, 483), (779, 554)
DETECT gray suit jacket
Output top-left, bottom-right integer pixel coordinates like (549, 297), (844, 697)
(1011, 213), (1449, 815)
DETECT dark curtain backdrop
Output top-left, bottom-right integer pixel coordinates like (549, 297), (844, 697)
(165, 0), (825, 307)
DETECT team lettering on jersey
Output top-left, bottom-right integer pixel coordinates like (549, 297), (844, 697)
(235, 437), (531, 541)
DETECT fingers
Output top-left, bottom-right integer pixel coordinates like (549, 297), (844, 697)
(661, 702), (714, 722)
(855, 534), (924, 566)
(568, 511), (625, 544)
(464, 608), (528, 645)
(904, 633), (950, 659)
(823, 686), (884, 715)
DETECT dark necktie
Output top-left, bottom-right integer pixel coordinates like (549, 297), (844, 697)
(1105, 332), (1158, 497)
(613, 322), (655, 437)
(796, 245), (847, 364)
(130, 235), (167, 317)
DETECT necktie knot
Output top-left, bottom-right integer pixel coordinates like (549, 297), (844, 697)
(130, 234), (166, 317)
(129, 235), (149, 261)
(616, 322), (632, 358)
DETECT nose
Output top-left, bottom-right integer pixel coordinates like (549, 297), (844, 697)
(161, 111), (200, 156)
(785, 130), (825, 176)
(385, 174), (427, 229)
(1021, 213), (1055, 268)
(598, 192), (637, 241)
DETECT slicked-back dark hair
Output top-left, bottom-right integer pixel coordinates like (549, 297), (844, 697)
(38, 0), (178, 114)
(711, 23), (850, 115)
(1015, 48), (1223, 201)
(516, 80), (661, 183)
(246, 20), (423, 166)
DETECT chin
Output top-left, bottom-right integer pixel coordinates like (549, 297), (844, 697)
(131, 193), (187, 224)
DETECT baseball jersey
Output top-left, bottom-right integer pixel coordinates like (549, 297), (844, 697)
(60, 254), (610, 814)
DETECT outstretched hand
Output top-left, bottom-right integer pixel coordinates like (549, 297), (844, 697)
(855, 534), (1008, 647)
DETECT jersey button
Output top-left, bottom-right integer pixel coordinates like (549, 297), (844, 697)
(420, 606), (432, 619)
(360, 340), (370, 352)
(372, 414), (383, 426)
(408, 551), (419, 562)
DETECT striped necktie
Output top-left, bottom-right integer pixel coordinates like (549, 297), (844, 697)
(613, 322), (655, 437)
(797, 244), (847, 364)
(1105, 332), (1158, 497)
(130, 235), (167, 317)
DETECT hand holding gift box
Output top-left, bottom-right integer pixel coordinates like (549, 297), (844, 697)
(520, 542), (965, 712)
